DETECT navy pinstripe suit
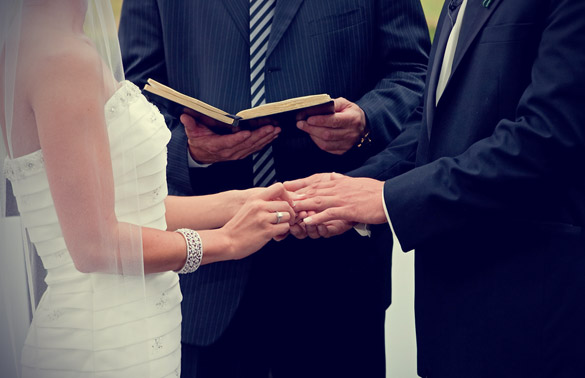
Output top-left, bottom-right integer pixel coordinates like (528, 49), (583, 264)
(119, 1), (429, 376)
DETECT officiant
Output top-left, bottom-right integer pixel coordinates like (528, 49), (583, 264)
(119, 1), (430, 376)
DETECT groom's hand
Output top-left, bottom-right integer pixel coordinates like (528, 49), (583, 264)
(181, 113), (281, 164)
(286, 173), (387, 226)
(289, 210), (355, 239)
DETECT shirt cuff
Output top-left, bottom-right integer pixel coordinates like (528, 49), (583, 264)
(187, 149), (212, 168)
(353, 223), (371, 237)
(382, 188), (403, 251)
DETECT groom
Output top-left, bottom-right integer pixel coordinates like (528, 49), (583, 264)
(119, 1), (430, 377)
(289, 0), (585, 376)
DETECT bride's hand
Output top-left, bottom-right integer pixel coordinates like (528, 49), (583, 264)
(221, 183), (295, 260)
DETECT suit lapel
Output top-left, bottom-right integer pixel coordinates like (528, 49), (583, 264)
(426, 0), (503, 137)
(449, 0), (502, 80)
(424, 4), (451, 137)
(221, 0), (250, 45)
(266, 0), (305, 59)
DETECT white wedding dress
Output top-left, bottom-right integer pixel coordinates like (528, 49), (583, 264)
(3, 82), (182, 378)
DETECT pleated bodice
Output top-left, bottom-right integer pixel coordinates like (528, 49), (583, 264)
(4, 81), (182, 378)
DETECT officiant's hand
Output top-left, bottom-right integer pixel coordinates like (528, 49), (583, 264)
(181, 113), (281, 164)
(296, 97), (366, 155)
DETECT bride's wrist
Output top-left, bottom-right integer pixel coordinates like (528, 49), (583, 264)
(196, 229), (236, 264)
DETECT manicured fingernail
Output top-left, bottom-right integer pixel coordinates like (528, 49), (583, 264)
(304, 216), (313, 224)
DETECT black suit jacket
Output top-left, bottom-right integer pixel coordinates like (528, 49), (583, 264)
(352, 0), (585, 376)
(119, 0), (429, 346)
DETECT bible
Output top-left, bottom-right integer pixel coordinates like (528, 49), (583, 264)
(143, 79), (335, 134)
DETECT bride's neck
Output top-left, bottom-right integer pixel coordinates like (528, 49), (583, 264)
(25, 0), (87, 33)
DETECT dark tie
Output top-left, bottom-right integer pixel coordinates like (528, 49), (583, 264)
(447, 0), (464, 28)
(250, 0), (276, 187)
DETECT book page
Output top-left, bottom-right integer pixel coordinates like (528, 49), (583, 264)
(236, 94), (333, 120)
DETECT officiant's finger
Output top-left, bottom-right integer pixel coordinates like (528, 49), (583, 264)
(181, 113), (226, 137)
(232, 127), (280, 159)
(297, 119), (350, 135)
(304, 133), (353, 155)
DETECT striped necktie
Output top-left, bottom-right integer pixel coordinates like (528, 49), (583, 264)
(250, 0), (276, 187)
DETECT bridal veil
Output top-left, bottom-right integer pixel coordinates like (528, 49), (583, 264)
(1, 1), (150, 375)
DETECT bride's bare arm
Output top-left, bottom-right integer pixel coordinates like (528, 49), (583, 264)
(163, 188), (262, 231)
(31, 46), (292, 275)
(146, 184), (294, 271)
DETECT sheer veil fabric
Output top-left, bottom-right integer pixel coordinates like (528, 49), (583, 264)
(1, 1), (155, 376)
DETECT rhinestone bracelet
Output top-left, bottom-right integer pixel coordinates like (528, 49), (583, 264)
(175, 228), (203, 274)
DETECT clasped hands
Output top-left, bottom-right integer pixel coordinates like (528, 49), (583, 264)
(272, 172), (387, 241)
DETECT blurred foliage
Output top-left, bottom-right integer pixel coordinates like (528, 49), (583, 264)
(110, 0), (441, 38)
(420, 0), (442, 40)
(111, 0), (123, 26)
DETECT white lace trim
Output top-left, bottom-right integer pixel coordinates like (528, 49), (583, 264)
(3, 150), (45, 181)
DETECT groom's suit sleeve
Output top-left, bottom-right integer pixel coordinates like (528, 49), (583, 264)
(382, 0), (585, 252)
(119, 0), (194, 196)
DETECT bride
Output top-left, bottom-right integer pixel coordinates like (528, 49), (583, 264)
(0, 1), (294, 377)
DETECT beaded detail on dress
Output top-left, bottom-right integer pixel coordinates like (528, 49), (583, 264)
(105, 80), (143, 121)
(3, 150), (44, 181)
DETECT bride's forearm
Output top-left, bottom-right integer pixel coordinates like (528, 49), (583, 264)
(141, 227), (234, 274)
(90, 185), (290, 274)
(164, 190), (252, 231)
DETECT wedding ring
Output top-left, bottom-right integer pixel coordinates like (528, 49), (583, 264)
(275, 211), (283, 224)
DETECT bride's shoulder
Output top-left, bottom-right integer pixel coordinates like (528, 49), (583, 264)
(32, 36), (103, 84)
(27, 35), (108, 104)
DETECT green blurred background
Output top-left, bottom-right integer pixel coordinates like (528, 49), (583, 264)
(110, 0), (442, 39)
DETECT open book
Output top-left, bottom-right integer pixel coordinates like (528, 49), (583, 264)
(144, 79), (335, 134)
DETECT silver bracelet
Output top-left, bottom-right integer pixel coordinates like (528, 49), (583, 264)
(175, 228), (203, 274)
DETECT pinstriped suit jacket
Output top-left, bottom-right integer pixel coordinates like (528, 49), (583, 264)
(119, 0), (429, 346)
